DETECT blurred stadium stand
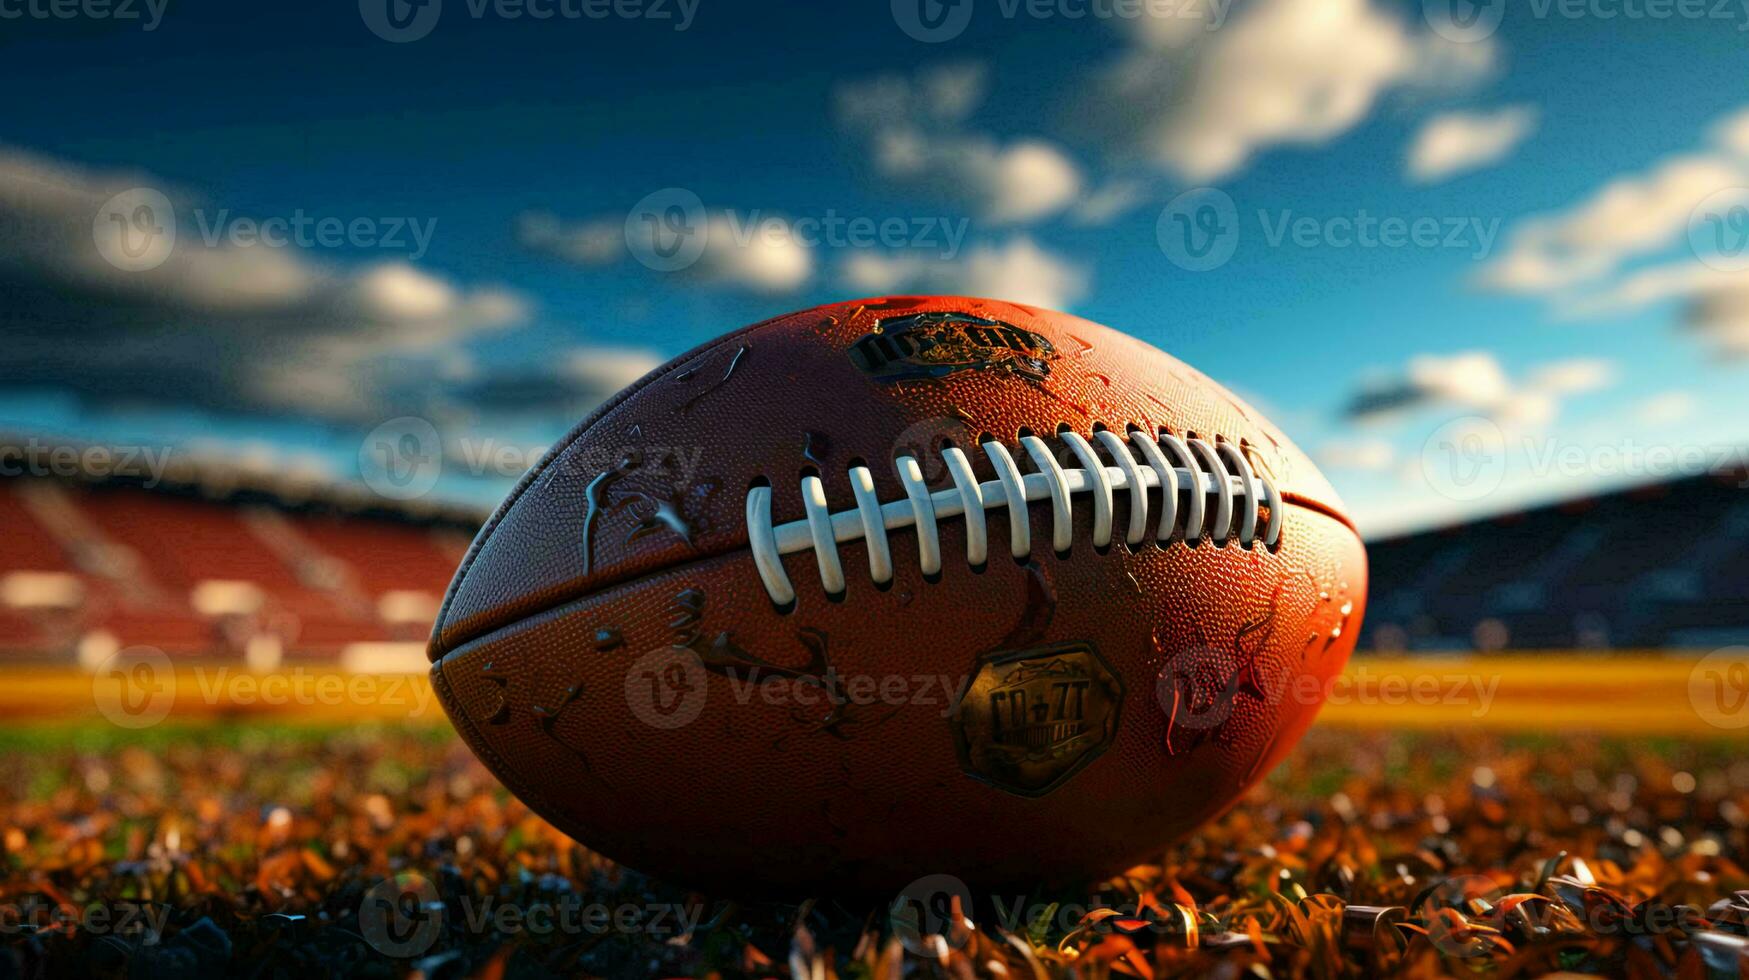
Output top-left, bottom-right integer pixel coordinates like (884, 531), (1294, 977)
(1361, 467), (1749, 653)
(5, 438), (1746, 665)
(0, 438), (481, 670)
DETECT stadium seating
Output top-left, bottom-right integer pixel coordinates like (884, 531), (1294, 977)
(0, 442), (483, 666)
(1362, 469), (1749, 652)
(0, 484), (69, 574)
(7, 437), (1745, 661)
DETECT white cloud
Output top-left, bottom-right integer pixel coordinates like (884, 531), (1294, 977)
(837, 67), (1085, 226)
(1712, 106), (1749, 158)
(1109, 0), (1495, 182)
(1407, 106), (1537, 183)
(840, 251), (921, 295)
(1563, 260), (1731, 317)
(1071, 179), (1150, 226)
(1344, 351), (1615, 429)
(1317, 439), (1396, 471)
(564, 348), (665, 392)
(0, 147), (526, 422)
(1474, 104), (1749, 358)
(1557, 261), (1749, 356)
(872, 131), (1082, 224)
(517, 211), (623, 265)
(1532, 213), (1749, 357)
(1480, 155), (1745, 294)
(1637, 390), (1698, 425)
(956, 238), (1087, 307)
(518, 208), (815, 293)
(976, 140), (1084, 224)
(1525, 358), (1617, 396)
(696, 213), (814, 293)
(1683, 282), (1749, 357)
(841, 236), (1087, 311)
(444, 345), (667, 421)
(836, 63), (988, 130)
(1347, 351), (1510, 417)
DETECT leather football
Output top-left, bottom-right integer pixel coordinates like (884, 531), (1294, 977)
(429, 296), (1366, 895)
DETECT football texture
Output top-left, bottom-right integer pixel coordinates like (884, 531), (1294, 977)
(429, 296), (1367, 895)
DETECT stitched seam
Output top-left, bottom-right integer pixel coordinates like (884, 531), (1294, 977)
(428, 493), (1349, 661)
(747, 428), (1286, 604)
(429, 316), (783, 659)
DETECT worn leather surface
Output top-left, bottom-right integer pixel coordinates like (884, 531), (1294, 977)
(429, 296), (1367, 894)
(430, 296), (1348, 658)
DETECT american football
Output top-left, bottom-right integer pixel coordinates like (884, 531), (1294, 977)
(429, 297), (1367, 893)
(6, 3), (1749, 978)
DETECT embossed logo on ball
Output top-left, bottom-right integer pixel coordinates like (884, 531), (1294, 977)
(849, 311), (1058, 383)
(951, 641), (1123, 797)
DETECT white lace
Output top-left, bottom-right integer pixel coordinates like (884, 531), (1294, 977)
(745, 429), (1282, 606)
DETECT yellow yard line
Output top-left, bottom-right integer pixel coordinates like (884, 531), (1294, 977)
(0, 665), (445, 724)
(1304, 654), (1730, 735)
(0, 652), (1739, 735)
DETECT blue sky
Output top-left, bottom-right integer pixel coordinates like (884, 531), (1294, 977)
(3, 0), (1748, 536)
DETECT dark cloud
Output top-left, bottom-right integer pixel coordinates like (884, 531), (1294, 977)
(441, 348), (663, 418)
(0, 148), (525, 423)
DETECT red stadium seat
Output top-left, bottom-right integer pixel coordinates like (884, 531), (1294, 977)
(0, 471), (479, 663)
(0, 484), (73, 573)
(292, 515), (461, 599)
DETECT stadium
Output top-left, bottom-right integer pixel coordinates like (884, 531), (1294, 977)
(6, 440), (1742, 737)
(5, 1), (1749, 977)
(2, 434), (1746, 973)
(0, 437), (474, 675)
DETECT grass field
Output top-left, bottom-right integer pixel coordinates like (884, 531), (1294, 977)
(1, 657), (1746, 977)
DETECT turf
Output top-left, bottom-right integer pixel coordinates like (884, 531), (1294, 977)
(0, 723), (1744, 978)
